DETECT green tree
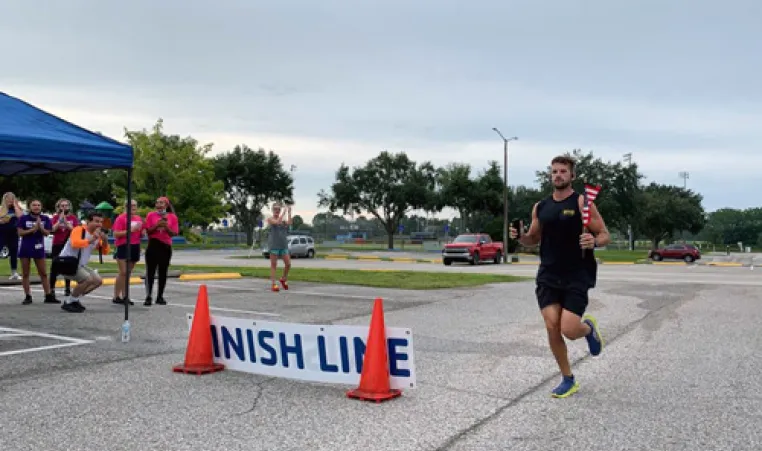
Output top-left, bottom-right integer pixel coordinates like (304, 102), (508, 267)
(291, 215), (305, 229)
(436, 163), (475, 230)
(699, 207), (762, 246)
(318, 151), (438, 249)
(635, 183), (706, 249)
(0, 170), (117, 215)
(470, 161), (503, 218)
(123, 119), (227, 228)
(507, 185), (545, 223)
(213, 145), (294, 246)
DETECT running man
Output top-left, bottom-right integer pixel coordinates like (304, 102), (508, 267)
(58, 212), (110, 313)
(510, 155), (609, 398)
(266, 202), (292, 292)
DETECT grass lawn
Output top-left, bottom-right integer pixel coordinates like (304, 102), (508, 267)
(0, 261), (528, 290)
(593, 249), (650, 262)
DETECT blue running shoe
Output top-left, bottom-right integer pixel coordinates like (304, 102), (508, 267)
(551, 375), (579, 398)
(582, 314), (604, 356)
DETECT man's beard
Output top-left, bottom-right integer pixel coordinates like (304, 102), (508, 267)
(553, 179), (571, 190)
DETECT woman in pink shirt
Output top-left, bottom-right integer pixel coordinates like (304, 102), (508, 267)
(111, 199), (144, 305)
(49, 198), (79, 300)
(143, 196), (178, 306)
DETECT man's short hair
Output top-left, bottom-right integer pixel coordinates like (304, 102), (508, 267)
(86, 212), (103, 221)
(551, 155), (576, 174)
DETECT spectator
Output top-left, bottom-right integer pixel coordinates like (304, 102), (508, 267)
(0, 192), (23, 280)
(143, 196), (179, 306)
(112, 199), (144, 305)
(17, 199), (54, 304)
(49, 198), (79, 301)
(266, 202), (293, 292)
(57, 212), (110, 313)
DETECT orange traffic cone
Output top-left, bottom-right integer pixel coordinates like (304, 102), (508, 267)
(346, 297), (402, 403)
(173, 284), (225, 375)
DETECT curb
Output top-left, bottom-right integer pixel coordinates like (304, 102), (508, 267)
(322, 254), (442, 264)
(53, 277), (144, 288)
(0, 270), (244, 288)
(179, 273), (242, 281)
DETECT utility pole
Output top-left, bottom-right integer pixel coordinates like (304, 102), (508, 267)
(492, 128), (518, 263)
(678, 171), (689, 188)
(623, 153), (633, 250)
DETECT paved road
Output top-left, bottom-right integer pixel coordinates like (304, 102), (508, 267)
(2, 262), (761, 449)
(168, 249), (762, 287)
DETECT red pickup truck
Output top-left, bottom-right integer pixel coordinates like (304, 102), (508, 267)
(441, 233), (504, 265)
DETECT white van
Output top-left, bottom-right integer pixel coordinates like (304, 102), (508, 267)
(262, 234), (316, 259)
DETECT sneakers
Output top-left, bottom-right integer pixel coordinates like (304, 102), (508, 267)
(112, 297), (134, 305)
(582, 314), (604, 356)
(271, 279), (289, 292)
(144, 296), (167, 306)
(551, 375), (579, 398)
(61, 300), (86, 313)
(44, 293), (60, 304)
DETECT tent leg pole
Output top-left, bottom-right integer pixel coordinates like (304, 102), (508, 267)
(124, 168), (132, 323)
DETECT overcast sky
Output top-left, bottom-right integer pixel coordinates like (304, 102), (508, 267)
(1, 0), (760, 222)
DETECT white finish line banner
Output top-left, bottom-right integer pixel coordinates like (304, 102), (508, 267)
(187, 314), (416, 389)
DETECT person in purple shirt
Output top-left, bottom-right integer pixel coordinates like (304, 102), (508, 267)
(0, 192), (23, 280)
(17, 199), (54, 305)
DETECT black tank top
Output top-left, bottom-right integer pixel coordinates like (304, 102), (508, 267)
(536, 191), (597, 286)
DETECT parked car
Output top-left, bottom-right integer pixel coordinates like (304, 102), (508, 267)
(648, 244), (701, 262)
(442, 233), (503, 265)
(0, 235), (53, 259)
(262, 234), (316, 259)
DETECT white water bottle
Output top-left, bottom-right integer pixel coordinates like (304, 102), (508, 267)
(121, 320), (131, 343)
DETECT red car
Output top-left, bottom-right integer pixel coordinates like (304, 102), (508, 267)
(442, 233), (504, 265)
(648, 244), (701, 263)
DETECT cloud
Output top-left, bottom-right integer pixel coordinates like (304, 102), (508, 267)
(1, 0), (761, 224)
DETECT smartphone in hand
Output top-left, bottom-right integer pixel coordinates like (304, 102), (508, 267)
(511, 219), (522, 239)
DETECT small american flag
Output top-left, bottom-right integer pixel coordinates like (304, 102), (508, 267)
(582, 184), (602, 226)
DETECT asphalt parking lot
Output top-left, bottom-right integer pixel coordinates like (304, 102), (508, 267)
(2, 273), (761, 451)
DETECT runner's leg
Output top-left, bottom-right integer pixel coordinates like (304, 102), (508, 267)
(537, 284), (579, 398)
(559, 285), (603, 356)
(280, 253), (291, 290)
(269, 252), (279, 291)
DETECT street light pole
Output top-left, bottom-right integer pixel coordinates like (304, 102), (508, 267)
(492, 128), (518, 263)
(678, 171), (689, 189)
(623, 153), (633, 250)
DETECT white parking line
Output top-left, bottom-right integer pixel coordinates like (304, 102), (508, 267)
(0, 342), (92, 357)
(166, 302), (281, 317)
(0, 326), (94, 344)
(0, 333), (32, 339)
(0, 326), (94, 357)
(169, 280), (385, 301)
(0, 286), (281, 317)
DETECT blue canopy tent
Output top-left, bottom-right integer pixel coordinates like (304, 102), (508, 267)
(0, 91), (136, 325)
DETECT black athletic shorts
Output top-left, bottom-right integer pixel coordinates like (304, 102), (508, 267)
(115, 244), (141, 263)
(536, 283), (588, 317)
(535, 269), (593, 317)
